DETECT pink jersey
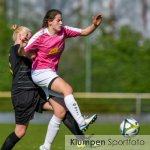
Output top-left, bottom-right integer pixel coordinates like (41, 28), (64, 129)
(25, 26), (81, 71)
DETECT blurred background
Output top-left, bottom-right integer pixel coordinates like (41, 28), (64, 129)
(0, 0), (150, 124)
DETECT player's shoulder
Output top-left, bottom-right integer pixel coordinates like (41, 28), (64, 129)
(10, 44), (20, 56)
(63, 25), (73, 30)
(32, 28), (46, 39)
(11, 44), (20, 50)
(64, 25), (81, 32)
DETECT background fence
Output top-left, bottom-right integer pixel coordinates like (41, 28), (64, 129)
(0, 91), (150, 116)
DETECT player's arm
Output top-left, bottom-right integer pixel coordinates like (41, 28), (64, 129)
(17, 33), (29, 56)
(80, 15), (102, 36)
(19, 47), (36, 60)
(18, 34), (36, 60)
(18, 46), (26, 57)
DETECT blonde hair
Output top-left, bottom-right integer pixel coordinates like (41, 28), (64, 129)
(11, 24), (32, 42)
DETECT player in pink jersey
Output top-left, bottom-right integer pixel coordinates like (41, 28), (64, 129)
(1, 25), (86, 150)
(25, 9), (102, 150)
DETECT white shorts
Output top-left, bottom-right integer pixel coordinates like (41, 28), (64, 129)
(31, 69), (64, 99)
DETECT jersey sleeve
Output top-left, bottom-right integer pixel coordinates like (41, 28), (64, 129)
(24, 30), (42, 52)
(64, 26), (82, 38)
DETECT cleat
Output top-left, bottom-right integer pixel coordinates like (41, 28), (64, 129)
(39, 145), (48, 150)
(79, 123), (88, 131)
(85, 114), (97, 125)
(79, 114), (97, 131)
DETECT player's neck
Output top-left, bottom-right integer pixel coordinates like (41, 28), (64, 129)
(47, 27), (57, 36)
(14, 40), (21, 45)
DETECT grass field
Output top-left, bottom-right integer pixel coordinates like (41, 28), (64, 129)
(0, 123), (150, 150)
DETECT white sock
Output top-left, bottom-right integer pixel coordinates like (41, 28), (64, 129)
(64, 94), (85, 126)
(43, 115), (62, 150)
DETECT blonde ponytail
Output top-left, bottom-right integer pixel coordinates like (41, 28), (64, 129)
(11, 24), (19, 31)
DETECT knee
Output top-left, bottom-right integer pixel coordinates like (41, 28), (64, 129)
(60, 110), (66, 119)
(15, 127), (26, 138)
(65, 85), (73, 95)
(55, 109), (66, 120)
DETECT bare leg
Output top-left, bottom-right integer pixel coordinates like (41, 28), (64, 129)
(41, 97), (66, 150)
(1, 123), (28, 150)
(50, 77), (86, 127)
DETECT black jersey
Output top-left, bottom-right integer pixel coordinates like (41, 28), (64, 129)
(9, 44), (38, 95)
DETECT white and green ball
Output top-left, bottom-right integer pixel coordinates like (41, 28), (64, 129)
(120, 118), (140, 137)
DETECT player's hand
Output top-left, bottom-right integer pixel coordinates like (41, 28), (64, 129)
(92, 15), (102, 27)
(17, 33), (30, 57)
(26, 51), (37, 61)
(19, 33), (30, 48)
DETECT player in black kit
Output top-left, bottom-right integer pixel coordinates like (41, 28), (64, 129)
(1, 25), (85, 150)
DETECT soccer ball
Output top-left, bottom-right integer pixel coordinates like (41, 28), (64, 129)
(120, 118), (140, 137)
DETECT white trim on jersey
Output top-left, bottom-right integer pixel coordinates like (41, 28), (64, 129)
(64, 25), (82, 33)
(25, 28), (44, 51)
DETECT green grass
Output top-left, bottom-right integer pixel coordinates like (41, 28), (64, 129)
(0, 123), (150, 150)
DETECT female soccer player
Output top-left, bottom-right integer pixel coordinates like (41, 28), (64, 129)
(24, 9), (102, 150)
(1, 25), (85, 150)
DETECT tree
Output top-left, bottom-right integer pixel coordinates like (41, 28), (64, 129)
(92, 25), (150, 92)
(0, 0), (12, 91)
(0, 0), (12, 55)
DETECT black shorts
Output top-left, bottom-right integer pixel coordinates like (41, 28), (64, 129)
(12, 89), (44, 124)
(35, 88), (48, 113)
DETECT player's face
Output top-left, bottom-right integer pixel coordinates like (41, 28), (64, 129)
(20, 31), (32, 47)
(49, 14), (63, 33)
(20, 31), (32, 41)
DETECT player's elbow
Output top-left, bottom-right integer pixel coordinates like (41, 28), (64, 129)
(80, 30), (90, 36)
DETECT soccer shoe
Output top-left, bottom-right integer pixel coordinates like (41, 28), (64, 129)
(79, 114), (97, 131)
(39, 145), (48, 150)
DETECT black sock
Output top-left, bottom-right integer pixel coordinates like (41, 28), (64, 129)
(1, 132), (20, 150)
(63, 111), (85, 140)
